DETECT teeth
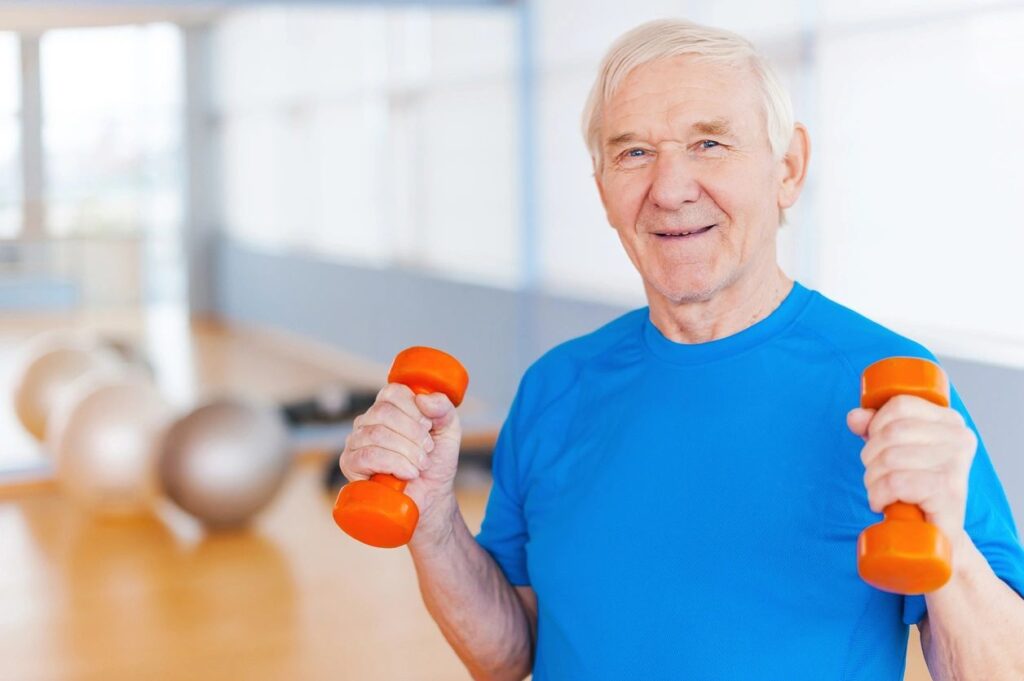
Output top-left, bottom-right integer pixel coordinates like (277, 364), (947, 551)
(658, 225), (711, 237)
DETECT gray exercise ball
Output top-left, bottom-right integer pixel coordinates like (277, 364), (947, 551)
(159, 399), (291, 529)
(53, 378), (174, 516)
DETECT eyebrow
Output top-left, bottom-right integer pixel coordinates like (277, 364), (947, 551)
(605, 119), (734, 149)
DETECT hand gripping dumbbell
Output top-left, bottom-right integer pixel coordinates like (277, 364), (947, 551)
(333, 346), (469, 548)
(857, 356), (953, 594)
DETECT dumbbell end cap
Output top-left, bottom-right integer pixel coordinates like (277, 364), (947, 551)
(389, 346), (469, 406)
(857, 520), (952, 594)
(333, 480), (419, 548)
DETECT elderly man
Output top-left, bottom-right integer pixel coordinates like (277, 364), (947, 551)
(340, 19), (1024, 680)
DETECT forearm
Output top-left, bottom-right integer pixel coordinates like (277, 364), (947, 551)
(408, 498), (534, 681)
(921, 532), (1024, 681)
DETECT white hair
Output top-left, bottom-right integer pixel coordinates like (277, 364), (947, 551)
(582, 19), (795, 168)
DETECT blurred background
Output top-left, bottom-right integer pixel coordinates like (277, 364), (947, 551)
(0, 1), (1021, 679)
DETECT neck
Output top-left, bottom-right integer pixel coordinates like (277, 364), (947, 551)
(647, 263), (793, 344)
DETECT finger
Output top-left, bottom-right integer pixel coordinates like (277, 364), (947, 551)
(415, 392), (459, 435)
(863, 444), (946, 489)
(344, 445), (421, 482)
(860, 420), (969, 467)
(867, 469), (945, 513)
(847, 408), (875, 440)
(338, 450), (366, 482)
(866, 395), (953, 439)
(358, 400), (433, 451)
(347, 423), (432, 470)
(377, 383), (434, 429)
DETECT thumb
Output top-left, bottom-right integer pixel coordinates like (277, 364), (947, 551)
(847, 407), (876, 440)
(415, 393), (459, 439)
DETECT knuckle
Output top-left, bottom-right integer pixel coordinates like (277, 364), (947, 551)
(344, 448), (377, 477)
(363, 446), (401, 475)
(879, 445), (908, 472)
(880, 419), (908, 441)
(891, 394), (916, 410)
(890, 471), (920, 500)
(876, 447), (894, 470)
(866, 487), (884, 512)
(380, 383), (413, 403)
(371, 400), (396, 420)
(364, 423), (389, 441)
(363, 444), (389, 462)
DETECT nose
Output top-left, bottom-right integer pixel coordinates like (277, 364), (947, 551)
(648, 149), (701, 210)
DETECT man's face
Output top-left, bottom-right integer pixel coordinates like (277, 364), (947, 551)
(595, 55), (789, 305)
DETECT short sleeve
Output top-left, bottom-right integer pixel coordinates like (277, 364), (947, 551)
(475, 383), (531, 586)
(903, 384), (1024, 625)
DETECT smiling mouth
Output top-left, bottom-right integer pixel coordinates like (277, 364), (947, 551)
(654, 224), (716, 238)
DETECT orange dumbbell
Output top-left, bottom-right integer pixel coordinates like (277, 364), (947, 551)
(332, 346), (469, 548)
(857, 356), (953, 594)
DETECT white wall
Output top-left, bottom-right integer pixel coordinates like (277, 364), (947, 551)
(211, 5), (521, 287)
(815, 6), (1024, 353)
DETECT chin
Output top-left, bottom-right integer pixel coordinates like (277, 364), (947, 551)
(635, 248), (720, 297)
(648, 276), (719, 305)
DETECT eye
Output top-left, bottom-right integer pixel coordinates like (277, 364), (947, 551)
(615, 147), (654, 168)
(700, 140), (720, 150)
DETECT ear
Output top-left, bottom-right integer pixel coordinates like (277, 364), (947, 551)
(778, 123), (810, 212)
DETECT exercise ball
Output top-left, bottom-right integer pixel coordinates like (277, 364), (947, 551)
(46, 362), (151, 455)
(12, 336), (122, 442)
(53, 378), (174, 516)
(159, 399), (290, 529)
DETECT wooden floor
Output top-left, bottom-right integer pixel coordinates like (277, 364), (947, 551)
(0, 459), (488, 681)
(0, 309), (934, 680)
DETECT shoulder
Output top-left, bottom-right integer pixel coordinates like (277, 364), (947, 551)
(795, 286), (938, 375)
(516, 307), (646, 405)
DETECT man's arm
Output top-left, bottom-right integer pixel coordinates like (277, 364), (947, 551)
(339, 385), (537, 680)
(847, 396), (1024, 679)
(918, 532), (1024, 681)
(409, 497), (537, 681)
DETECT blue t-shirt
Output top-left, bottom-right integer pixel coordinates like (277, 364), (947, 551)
(475, 281), (1024, 680)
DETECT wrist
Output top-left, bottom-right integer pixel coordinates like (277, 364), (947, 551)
(928, 530), (983, 601)
(409, 494), (461, 556)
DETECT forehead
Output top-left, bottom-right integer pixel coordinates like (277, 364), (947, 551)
(603, 54), (762, 137)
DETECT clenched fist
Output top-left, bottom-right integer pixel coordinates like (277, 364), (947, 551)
(848, 394), (977, 545)
(339, 382), (463, 545)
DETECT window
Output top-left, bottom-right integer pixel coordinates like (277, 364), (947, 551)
(40, 24), (183, 237)
(0, 32), (19, 237)
(212, 7), (521, 286)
